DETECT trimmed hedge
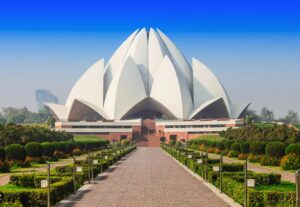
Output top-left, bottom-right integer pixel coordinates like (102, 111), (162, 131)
(161, 144), (296, 207)
(25, 142), (43, 158)
(240, 142), (250, 154)
(265, 142), (286, 158)
(2, 145), (136, 206)
(285, 143), (300, 155)
(250, 141), (266, 155)
(231, 142), (241, 152)
(5, 144), (26, 161)
(41, 142), (55, 157)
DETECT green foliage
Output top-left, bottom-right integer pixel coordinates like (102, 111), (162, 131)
(0, 202), (23, 207)
(0, 147), (6, 161)
(0, 123), (73, 146)
(220, 124), (300, 144)
(224, 140), (234, 150)
(5, 144), (26, 161)
(228, 150), (239, 158)
(216, 142), (225, 150)
(265, 141), (286, 158)
(41, 142), (55, 157)
(260, 155), (280, 166)
(25, 142), (43, 158)
(0, 161), (10, 172)
(280, 153), (300, 170)
(221, 163), (244, 172)
(250, 141), (266, 155)
(231, 142), (241, 152)
(285, 143), (300, 155)
(240, 142), (250, 154)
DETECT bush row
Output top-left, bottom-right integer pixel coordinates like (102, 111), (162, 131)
(189, 139), (300, 169)
(0, 145), (136, 206)
(162, 144), (296, 207)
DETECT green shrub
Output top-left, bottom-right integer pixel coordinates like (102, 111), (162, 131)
(266, 141), (286, 158)
(222, 163), (244, 172)
(260, 155), (280, 166)
(0, 161), (10, 172)
(25, 142), (43, 158)
(5, 144), (26, 161)
(0, 202), (23, 207)
(250, 141), (266, 155)
(0, 147), (6, 161)
(231, 142), (241, 152)
(248, 153), (263, 162)
(240, 142), (250, 154)
(285, 143), (300, 155)
(216, 142), (225, 150)
(280, 153), (300, 170)
(228, 150), (239, 158)
(224, 140), (234, 150)
(1, 177), (74, 206)
(41, 142), (55, 157)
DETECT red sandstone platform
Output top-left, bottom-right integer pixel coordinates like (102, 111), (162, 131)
(58, 148), (229, 207)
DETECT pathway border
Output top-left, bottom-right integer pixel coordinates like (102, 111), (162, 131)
(161, 148), (242, 207)
(56, 150), (136, 207)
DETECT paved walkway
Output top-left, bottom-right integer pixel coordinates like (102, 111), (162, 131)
(59, 148), (229, 207)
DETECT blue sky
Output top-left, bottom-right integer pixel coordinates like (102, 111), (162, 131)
(0, 0), (299, 118)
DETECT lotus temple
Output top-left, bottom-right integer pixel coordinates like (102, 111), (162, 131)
(46, 28), (250, 147)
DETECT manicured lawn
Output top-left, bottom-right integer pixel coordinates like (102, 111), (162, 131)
(294, 124), (300, 129)
(193, 134), (225, 142)
(74, 135), (105, 142)
(255, 181), (296, 192)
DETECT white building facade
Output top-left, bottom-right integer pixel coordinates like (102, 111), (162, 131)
(46, 28), (249, 146)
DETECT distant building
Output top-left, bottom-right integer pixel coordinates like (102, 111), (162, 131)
(36, 89), (59, 110)
(46, 28), (250, 147)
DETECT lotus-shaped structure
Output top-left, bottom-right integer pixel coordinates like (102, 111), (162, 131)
(46, 28), (249, 122)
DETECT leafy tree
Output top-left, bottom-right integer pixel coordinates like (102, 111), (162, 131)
(284, 110), (299, 125)
(244, 109), (261, 122)
(261, 107), (274, 122)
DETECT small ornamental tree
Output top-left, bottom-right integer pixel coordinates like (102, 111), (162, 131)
(25, 142), (43, 158)
(5, 144), (26, 161)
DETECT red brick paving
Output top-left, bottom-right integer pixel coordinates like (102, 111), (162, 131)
(59, 148), (229, 207)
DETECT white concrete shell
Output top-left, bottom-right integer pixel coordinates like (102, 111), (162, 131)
(150, 56), (193, 119)
(104, 57), (147, 120)
(45, 103), (68, 121)
(192, 58), (232, 116)
(66, 59), (105, 108)
(48, 28), (249, 122)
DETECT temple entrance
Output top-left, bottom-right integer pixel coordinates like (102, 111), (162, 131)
(131, 110), (164, 147)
